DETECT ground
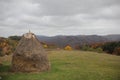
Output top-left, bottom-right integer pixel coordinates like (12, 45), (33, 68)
(0, 50), (120, 80)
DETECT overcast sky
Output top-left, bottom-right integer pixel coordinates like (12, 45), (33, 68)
(0, 0), (120, 37)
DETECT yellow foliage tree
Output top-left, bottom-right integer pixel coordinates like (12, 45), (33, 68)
(43, 44), (48, 48)
(64, 45), (72, 50)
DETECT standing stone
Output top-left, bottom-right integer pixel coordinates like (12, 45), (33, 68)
(11, 32), (50, 72)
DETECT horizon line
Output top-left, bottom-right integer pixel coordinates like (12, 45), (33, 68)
(1, 33), (120, 38)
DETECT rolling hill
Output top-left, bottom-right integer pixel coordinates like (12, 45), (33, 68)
(37, 34), (120, 48)
(1, 34), (120, 48)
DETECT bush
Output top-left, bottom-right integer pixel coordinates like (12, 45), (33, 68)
(81, 45), (90, 51)
(0, 37), (19, 56)
(113, 47), (120, 55)
(94, 47), (103, 53)
(8, 36), (21, 41)
(102, 41), (120, 54)
(43, 44), (48, 48)
(64, 45), (72, 50)
(81, 45), (103, 53)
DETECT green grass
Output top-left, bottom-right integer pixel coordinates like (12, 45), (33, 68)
(0, 50), (120, 80)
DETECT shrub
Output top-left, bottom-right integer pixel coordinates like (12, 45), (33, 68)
(113, 47), (120, 55)
(0, 37), (19, 56)
(102, 41), (120, 54)
(81, 45), (90, 51)
(8, 36), (21, 41)
(94, 47), (103, 53)
(43, 44), (48, 48)
(81, 45), (103, 53)
(64, 45), (72, 50)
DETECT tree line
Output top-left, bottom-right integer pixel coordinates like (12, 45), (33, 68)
(0, 36), (120, 56)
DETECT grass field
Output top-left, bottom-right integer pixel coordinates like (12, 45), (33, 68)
(0, 50), (120, 80)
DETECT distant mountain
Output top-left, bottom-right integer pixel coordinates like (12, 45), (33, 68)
(1, 34), (119, 48)
(37, 34), (120, 48)
(104, 34), (120, 41)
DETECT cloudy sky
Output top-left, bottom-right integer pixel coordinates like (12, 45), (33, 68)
(0, 0), (120, 37)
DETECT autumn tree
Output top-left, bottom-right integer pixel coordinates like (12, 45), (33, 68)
(102, 41), (120, 54)
(43, 44), (48, 48)
(64, 45), (72, 50)
(0, 37), (19, 56)
(113, 47), (120, 55)
(8, 36), (21, 41)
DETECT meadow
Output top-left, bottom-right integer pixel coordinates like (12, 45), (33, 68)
(0, 50), (120, 80)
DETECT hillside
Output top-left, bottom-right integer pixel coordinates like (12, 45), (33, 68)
(0, 50), (120, 80)
(104, 34), (120, 41)
(1, 34), (120, 49)
(37, 34), (120, 48)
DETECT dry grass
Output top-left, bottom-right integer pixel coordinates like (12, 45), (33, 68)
(0, 55), (12, 63)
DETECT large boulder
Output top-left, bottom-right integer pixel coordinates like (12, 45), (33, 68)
(11, 32), (50, 72)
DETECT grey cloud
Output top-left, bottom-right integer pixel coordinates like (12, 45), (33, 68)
(0, 0), (120, 37)
(34, 0), (120, 16)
